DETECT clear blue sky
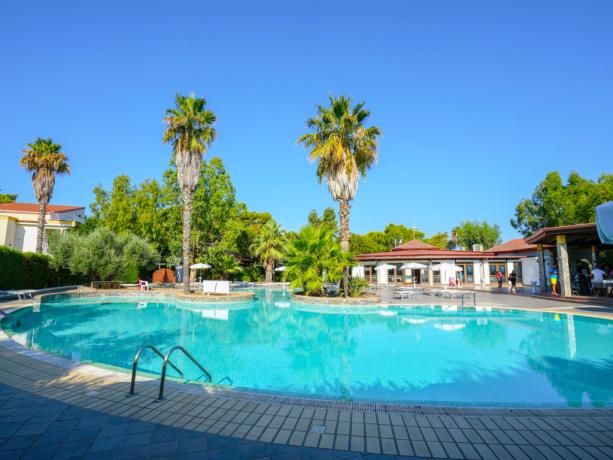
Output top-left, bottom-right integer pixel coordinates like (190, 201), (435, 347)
(1, 0), (612, 241)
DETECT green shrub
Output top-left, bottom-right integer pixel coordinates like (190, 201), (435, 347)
(348, 277), (369, 297)
(284, 225), (353, 296)
(0, 246), (87, 290)
(48, 228), (158, 281)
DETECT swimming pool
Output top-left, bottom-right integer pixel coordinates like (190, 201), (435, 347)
(2, 289), (613, 407)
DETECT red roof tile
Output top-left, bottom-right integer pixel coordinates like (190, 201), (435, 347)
(487, 238), (538, 253)
(0, 202), (85, 214)
(356, 248), (516, 261)
(392, 239), (437, 251)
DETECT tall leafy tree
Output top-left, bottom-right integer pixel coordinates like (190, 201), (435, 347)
(0, 193), (17, 203)
(163, 94), (216, 292)
(20, 138), (70, 253)
(298, 95), (381, 296)
(452, 221), (501, 250)
(252, 219), (286, 282)
(512, 171), (613, 236)
(423, 232), (450, 249)
(307, 207), (338, 234)
(105, 175), (136, 233)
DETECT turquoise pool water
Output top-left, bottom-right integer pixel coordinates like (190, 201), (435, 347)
(3, 289), (613, 407)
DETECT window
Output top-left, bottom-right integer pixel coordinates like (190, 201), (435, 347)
(489, 263), (507, 282)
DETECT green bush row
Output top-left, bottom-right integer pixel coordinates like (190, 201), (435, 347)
(0, 246), (88, 290)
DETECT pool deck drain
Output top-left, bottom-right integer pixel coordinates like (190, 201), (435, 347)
(0, 330), (612, 459)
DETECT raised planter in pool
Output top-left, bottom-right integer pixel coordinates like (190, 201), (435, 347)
(292, 293), (381, 305)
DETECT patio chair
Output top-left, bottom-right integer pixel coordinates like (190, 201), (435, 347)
(137, 279), (150, 291)
(323, 282), (340, 297)
(8, 290), (35, 301)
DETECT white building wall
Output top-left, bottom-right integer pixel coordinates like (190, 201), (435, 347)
(352, 265), (365, 279)
(15, 225), (39, 252)
(482, 261), (490, 285)
(507, 261), (514, 278)
(472, 261), (481, 285)
(376, 265), (388, 284)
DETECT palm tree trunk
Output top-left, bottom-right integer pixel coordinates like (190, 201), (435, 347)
(36, 200), (48, 253)
(339, 199), (350, 297)
(265, 259), (273, 283)
(182, 187), (193, 293)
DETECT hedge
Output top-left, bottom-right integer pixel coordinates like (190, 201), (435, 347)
(0, 246), (88, 290)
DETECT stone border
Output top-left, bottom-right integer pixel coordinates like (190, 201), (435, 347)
(40, 289), (255, 304)
(292, 293), (381, 305)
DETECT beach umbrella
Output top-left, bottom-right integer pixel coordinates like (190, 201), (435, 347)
(190, 263), (211, 269)
(400, 262), (427, 270)
(400, 262), (427, 286)
(189, 263), (211, 283)
(431, 263), (462, 271)
(374, 263), (395, 271)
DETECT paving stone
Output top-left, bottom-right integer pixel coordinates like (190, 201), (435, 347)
(365, 437), (380, 454)
(1, 434), (39, 450)
(55, 439), (92, 458)
(392, 424), (408, 440)
(426, 440), (447, 458)
(434, 427), (453, 443)
(288, 430), (306, 446)
(179, 436), (208, 453)
(351, 422), (364, 437)
(413, 440), (430, 457)
(15, 422), (50, 436)
(365, 423), (378, 438)
(21, 442), (62, 459)
(396, 439), (414, 457)
(473, 443), (498, 460)
(274, 429), (292, 444)
(147, 440), (180, 457)
(122, 430), (153, 447)
(319, 434), (335, 449)
(583, 445), (612, 460)
(88, 434), (127, 453)
(521, 444), (550, 460)
(31, 429), (71, 447)
(442, 441), (463, 459)
(295, 418), (311, 431)
(534, 445), (565, 460)
(337, 421), (350, 436)
(334, 434), (349, 450)
(350, 436), (364, 452)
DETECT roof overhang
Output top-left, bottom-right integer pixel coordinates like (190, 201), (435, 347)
(524, 223), (608, 247)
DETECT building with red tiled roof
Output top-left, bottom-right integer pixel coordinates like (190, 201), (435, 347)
(354, 239), (531, 287)
(0, 202), (85, 253)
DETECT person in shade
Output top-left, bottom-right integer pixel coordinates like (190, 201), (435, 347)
(496, 270), (503, 293)
(550, 263), (559, 296)
(509, 270), (518, 294)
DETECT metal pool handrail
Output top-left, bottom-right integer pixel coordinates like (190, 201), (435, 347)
(158, 345), (212, 400)
(0, 310), (20, 326)
(129, 344), (183, 395)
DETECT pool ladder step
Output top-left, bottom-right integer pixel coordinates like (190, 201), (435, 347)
(129, 344), (212, 400)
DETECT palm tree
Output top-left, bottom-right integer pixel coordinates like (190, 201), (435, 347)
(163, 94), (217, 292)
(20, 138), (70, 253)
(252, 220), (286, 283)
(298, 95), (381, 296)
